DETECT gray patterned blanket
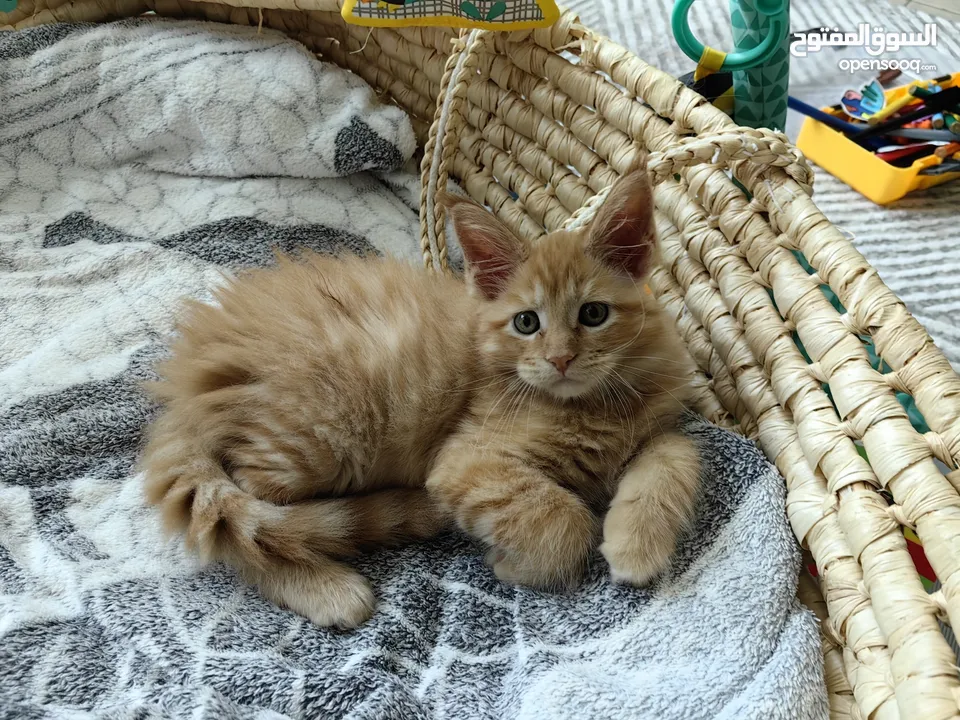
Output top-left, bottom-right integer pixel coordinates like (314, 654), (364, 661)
(0, 20), (826, 720)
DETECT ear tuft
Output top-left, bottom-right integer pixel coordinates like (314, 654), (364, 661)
(442, 193), (524, 299)
(588, 168), (657, 279)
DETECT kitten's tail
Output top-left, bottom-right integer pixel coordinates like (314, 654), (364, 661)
(141, 420), (444, 628)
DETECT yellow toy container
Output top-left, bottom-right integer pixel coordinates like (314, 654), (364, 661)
(796, 72), (960, 204)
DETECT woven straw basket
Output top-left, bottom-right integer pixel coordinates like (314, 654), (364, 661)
(5, 1), (960, 717)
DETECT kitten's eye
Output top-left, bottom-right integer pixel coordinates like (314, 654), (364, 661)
(578, 302), (609, 327)
(513, 311), (540, 335)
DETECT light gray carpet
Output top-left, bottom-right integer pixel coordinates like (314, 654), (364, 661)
(566, 0), (960, 367)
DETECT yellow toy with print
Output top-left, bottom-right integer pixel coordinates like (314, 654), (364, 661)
(342, 0), (559, 30)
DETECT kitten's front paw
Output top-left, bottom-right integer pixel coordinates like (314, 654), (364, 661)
(484, 546), (525, 585)
(600, 432), (700, 586)
(261, 563), (376, 630)
(310, 573), (377, 629)
(600, 534), (673, 586)
(430, 455), (598, 591)
(482, 501), (595, 591)
(483, 545), (584, 589)
(600, 504), (675, 586)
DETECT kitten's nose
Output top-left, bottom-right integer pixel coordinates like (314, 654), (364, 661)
(547, 354), (576, 375)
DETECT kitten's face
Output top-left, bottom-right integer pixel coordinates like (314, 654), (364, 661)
(477, 232), (652, 400)
(444, 167), (661, 402)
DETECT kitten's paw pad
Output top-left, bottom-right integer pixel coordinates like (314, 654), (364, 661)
(293, 572), (376, 629)
(599, 539), (671, 587)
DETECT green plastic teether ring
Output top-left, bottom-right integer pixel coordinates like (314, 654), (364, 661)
(671, 0), (787, 71)
(0, 0), (18, 11)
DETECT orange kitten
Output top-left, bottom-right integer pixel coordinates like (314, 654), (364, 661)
(141, 169), (700, 628)
(429, 172), (699, 590)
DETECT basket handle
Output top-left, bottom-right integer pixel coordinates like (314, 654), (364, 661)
(562, 127), (813, 232)
(420, 30), (486, 273)
(646, 127), (814, 193)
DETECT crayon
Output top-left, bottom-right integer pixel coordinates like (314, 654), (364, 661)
(910, 83), (942, 99)
(853, 86), (960, 140)
(868, 92), (921, 125)
(935, 142), (960, 159)
(877, 68), (902, 86)
(945, 113), (960, 136)
(919, 160), (960, 176)
(909, 84), (945, 128)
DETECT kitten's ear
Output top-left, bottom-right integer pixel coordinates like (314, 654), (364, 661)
(441, 193), (524, 299)
(588, 168), (657, 279)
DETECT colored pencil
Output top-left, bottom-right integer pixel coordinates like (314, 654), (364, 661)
(935, 142), (960, 159)
(852, 87), (960, 140)
(919, 160), (960, 175)
(788, 96), (864, 134)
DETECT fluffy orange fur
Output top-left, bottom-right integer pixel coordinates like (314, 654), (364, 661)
(141, 169), (701, 628)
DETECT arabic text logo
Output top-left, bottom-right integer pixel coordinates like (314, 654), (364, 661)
(791, 24), (938, 58)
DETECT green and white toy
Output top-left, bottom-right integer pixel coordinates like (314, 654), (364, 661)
(672, 0), (791, 131)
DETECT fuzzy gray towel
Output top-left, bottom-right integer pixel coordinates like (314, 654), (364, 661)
(0, 19), (826, 720)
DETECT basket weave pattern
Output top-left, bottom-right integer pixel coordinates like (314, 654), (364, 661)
(4, 3), (960, 717)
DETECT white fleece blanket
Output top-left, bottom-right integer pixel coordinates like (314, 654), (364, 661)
(0, 19), (827, 720)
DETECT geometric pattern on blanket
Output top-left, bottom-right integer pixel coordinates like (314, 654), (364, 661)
(0, 17), (827, 720)
(0, 362), (828, 718)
